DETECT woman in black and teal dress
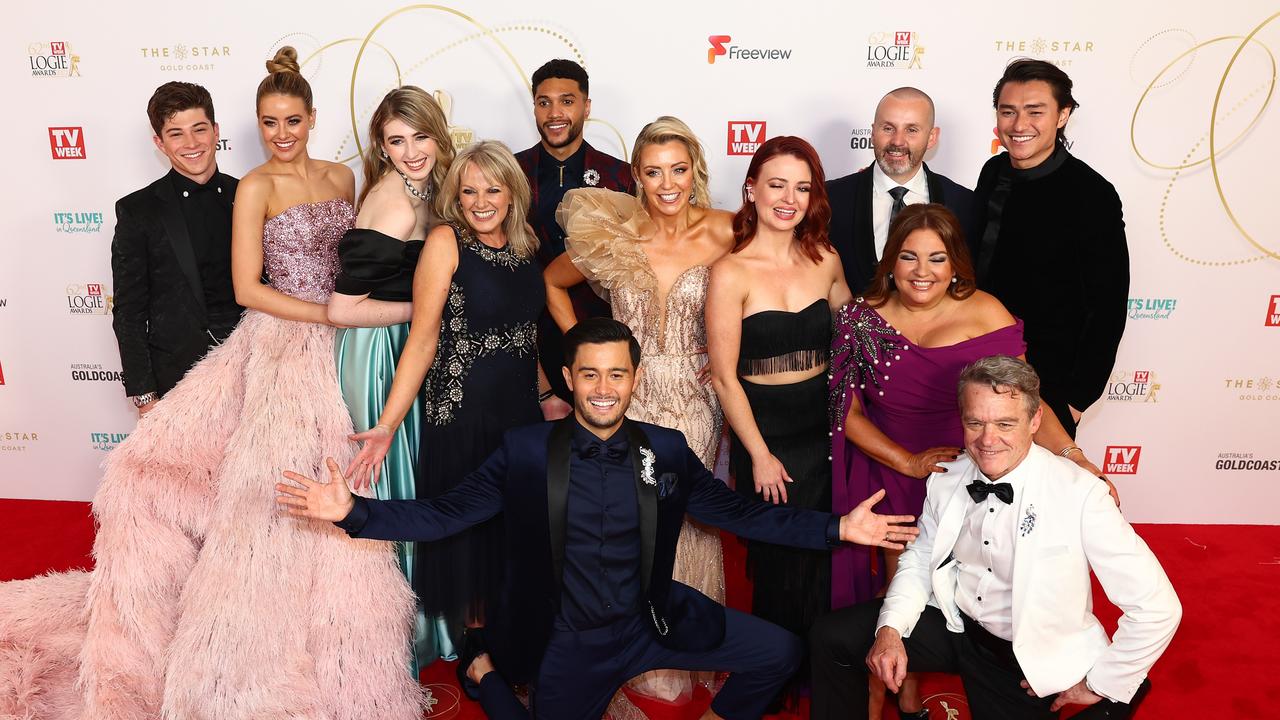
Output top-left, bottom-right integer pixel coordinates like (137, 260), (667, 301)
(707, 137), (852, 705)
(330, 86), (455, 673)
(347, 140), (555, 688)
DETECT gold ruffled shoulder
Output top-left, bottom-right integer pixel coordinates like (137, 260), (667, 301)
(556, 188), (656, 294)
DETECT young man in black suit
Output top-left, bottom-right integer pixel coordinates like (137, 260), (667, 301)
(278, 319), (919, 720)
(827, 87), (974, 294)
(515, 60), (636, 403)
(111, 82), (241, 414)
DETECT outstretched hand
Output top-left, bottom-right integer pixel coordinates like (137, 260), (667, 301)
(277, 458), (357, 522)
(346, 424), (394, 490)
(839, 489), (919, 549)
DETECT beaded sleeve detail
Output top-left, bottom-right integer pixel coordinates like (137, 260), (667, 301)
(828, 299), (908, 430)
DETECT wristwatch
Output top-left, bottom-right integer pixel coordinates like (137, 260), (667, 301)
(130, 391), (159, 408)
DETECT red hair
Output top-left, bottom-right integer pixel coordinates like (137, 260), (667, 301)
(731, 136), (832, 264)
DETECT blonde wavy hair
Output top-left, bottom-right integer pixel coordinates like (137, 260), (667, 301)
(630, 116), (712, 210)
(438, 140), (538, 260)
(358, 86), (454, 211)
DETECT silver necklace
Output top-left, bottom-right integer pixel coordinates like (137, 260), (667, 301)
(395, 166), (432, 202)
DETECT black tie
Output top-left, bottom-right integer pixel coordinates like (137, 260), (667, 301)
(966, 481), (1014, 505)
(888, 186), (909, 227)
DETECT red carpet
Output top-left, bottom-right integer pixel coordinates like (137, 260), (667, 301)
(2, 498), (1275, 718)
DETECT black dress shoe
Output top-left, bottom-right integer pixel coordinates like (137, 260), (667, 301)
(455, 628), (485, 701)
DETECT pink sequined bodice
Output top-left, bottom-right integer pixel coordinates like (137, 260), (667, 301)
(261, 199), (354, 303)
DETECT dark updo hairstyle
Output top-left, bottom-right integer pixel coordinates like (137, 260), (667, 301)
(863, 203), (977, 308)
(731, 136), (832, 264)
(992, 58), (1079, 143)
(256, 46), (313, 112)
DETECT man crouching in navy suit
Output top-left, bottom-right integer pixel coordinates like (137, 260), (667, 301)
(278, 318), (920, 720)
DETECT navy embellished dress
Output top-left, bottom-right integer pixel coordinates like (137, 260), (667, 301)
(417, 224), (544, 626)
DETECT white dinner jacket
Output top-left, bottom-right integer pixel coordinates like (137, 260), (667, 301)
(877, 445), (1182, 703)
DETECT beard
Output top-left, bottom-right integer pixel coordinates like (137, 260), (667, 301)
(875, 144), (919, 177)
(538, 118), (584, 149)
(575, 394), (626, 429)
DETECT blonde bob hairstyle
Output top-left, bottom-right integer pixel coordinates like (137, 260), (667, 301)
(630, 116), (712, 211)
(438, 140), (539, 260)
(358, 86), (454, 211)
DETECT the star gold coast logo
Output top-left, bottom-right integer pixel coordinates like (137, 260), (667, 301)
(28, 41), (80, 77)
(1222, 374), (1280, 402)
(992, 37), (1095, 66)
(866, 32), (924, 69)
(138, 43), (231, 72)
(1, 430), (39, 453)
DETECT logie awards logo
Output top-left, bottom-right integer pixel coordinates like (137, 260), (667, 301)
(28, 41), (80, 77)
(66, 283), (112, 315)
(866, 31), (924, 69)
(1106, 370), (1161, 403)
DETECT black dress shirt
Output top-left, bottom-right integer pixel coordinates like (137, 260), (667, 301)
(534, 144), (587, 260)
(168, 168), (240, 332)
(556, 420), (643, 630)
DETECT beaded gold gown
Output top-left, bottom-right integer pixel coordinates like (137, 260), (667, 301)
(558, 188), (726, 713)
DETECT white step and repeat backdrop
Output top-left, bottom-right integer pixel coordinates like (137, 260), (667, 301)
(2, 1), (1277, 523)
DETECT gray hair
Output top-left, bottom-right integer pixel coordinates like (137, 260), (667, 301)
(957, 355), (1041, 418)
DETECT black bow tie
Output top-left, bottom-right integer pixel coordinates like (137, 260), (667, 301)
(966, 481), (1014, 505)
(579, 441), (628, 461)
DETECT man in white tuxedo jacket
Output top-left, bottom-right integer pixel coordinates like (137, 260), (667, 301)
(810, 356), (1181, 719)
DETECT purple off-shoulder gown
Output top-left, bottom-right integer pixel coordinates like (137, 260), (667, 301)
(828, 300), (1025, 609)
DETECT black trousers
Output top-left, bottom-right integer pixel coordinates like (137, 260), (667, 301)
(809, 600), (1149, 720)
(481, 609), (801, 719)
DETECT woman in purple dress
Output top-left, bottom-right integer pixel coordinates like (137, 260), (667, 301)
(828, 204), (1108, 716)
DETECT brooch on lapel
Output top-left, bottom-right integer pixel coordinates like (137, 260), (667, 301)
(583, 168), (600, 187)
(1019, 504), (1036, 537)
(640, 446), (657, 486)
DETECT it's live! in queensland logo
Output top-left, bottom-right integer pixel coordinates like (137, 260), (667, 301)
(707, 35), (792, 64)
(1103, 446), (1141, 475)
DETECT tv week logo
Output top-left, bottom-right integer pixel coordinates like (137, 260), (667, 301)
(1265, 295), (1280, 327)
(0, 361), (5, 386)
(1103, 446), (1142, 475)
(49, 127), (86, 159)
(728, 121), (766, 156)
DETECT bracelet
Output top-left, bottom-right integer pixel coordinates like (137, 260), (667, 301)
(538, 389), (555, 402)
(130, 391), (159, 408)
(373, 423), (392, 434)
(1059, 445), (1082, 458)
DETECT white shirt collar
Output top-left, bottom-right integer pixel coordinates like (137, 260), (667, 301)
(872, 160), (929, 197)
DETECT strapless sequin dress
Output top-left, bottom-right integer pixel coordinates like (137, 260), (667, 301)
(0, 200), (424, 720)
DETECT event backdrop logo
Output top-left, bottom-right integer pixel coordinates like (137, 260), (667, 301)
(727, 121), (766, 156)
(993, 37), (1095, 66)
(0, 361), (5, 385)
(54, 211), (104, 234)
(849, 128), (872, 151)
(1103, 446), (1142, 474)
(1106, 370), (1160, 403)
(1222, 375), (1279, 401)
(66, 283), (112, 315)
(707, 35), (792, 64)
(90, 432), (130, 452)
(1215, 452), (1280, 471)
(48, 127), (86, 159)
(1266, 294), (1280, 326)
(1128, 297), (1178, 320)
(138, 43), (231, 72)
(71, 363), (122, 383)
(1, 431), (38, 453)
(866, 32), (924, 69)
(28, 41), (80, 77)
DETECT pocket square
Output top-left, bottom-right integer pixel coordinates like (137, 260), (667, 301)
(656, 472), (679, 499)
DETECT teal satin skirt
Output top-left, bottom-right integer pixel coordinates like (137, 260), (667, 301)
(336, 323), (457, 676)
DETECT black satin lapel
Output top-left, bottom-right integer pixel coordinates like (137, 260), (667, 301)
(854, 165), (878, 275)
(626, 422), (657, 594)
(546, 418), (574, 587)
(152, 180), (207, 320)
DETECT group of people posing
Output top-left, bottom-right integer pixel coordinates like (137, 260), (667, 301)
(0, 49), (1180, 720)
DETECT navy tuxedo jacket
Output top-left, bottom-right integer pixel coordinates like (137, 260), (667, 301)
(338, 418), (836, 683)
(826, 162), (974, 295)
